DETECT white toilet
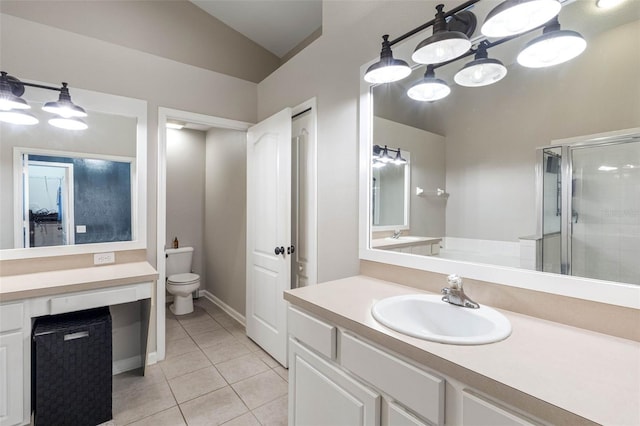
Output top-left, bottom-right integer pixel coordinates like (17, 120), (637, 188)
(165, 246), (200, 315)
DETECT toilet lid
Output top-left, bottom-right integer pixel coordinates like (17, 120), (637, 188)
(168, 272), (199, 284)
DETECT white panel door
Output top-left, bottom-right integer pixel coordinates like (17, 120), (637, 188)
(246, 108), (292, 367)
(289, 338), (380, 426)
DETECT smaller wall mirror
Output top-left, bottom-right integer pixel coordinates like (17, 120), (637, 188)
(372, 146), (410, 231)
(0, 82), (147, 259)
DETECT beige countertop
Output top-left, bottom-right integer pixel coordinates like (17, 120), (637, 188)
(284, 275), (640, 426)
(0, 261), (158, 302)
(371, 236), (442, 249)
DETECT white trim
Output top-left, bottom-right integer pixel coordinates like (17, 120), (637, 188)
(291, 98), (318, 287)
(146, 351), (158, 366)
(358, 62), (640, 310)
(112, 355), (142, 375)
(157, 107), (252, 362)
(200, 290), (245, 327)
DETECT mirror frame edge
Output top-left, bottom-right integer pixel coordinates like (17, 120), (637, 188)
(358, 61), (640, 310)
(0, 84), (148, 260)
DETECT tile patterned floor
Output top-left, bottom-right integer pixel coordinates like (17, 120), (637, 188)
(109, 298), (288, 425)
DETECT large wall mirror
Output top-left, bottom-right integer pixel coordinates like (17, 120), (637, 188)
(359, 0), (640, 308)
(0, 82), (147, 259)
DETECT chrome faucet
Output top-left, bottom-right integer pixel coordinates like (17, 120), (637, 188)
(391, 230), (401, 239)
(441, 274), (479, 309)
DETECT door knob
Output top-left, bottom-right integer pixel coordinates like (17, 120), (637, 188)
(287, 245), (295, 255)
(274, 246), (285, 255)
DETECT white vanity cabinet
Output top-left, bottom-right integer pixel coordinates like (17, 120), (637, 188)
(288, 305), (546, 426)
(0, 303), (25, 426)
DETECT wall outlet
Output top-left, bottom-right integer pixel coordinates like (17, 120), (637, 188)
(76, 225), (87, 233)
(94, 252), (115, 265)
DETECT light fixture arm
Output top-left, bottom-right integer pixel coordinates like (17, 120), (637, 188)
(386, 0), (481, 47)
(1, 72), (66, 96)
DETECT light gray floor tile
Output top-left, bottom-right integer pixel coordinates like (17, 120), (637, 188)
(224, 324), (247, 339)
(112, 364), (166, 394)
(165, 335), (199, 359)
(252, 394), (288, 426)
(191, 328), (236, 349)
(166, 324), (189, 342)
(160, 349), (211, 380)
(202, 341), (252, 365)
(195, 298), (225, 315)
(231, 369), (288, 410)
(176, 306), (213, 325)
(216, 354), (270, 384)
(165, 315), (181, 330)
(255, 350), (279, 368)
(127, 406), (186, 426)
(180, 386), (249, 426)
(183, 317), (223, 336)
(168, 366), (228, 404)
(273, 366), (288, 382)
(221, 412), (261, 426)
(113, 379), (176, 424)
(212, 313), (241, 328)
(234, 334), (263, 352)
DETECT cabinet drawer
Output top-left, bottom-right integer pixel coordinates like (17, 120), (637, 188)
(388, 401), (430, 426)
(462, 390), (539, 426)
(288, 306), (336, 359)
(0, 303), (23, 333)
(341, 333), (444, 425)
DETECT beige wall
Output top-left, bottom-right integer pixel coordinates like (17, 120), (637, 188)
(204, 128), (247, 315)
(0, 0), (280, 83)
(166, 128), (206, 282)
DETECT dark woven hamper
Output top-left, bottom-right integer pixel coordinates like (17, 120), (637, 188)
(32, 307), (112, 426)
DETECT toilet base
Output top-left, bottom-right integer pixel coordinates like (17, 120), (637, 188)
(169, 294), (194, 315)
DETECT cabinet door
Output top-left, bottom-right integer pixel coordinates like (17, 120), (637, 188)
(462, 391), (539, 426)
(289, 338), (380, 426)
(0, 332), (23, 426)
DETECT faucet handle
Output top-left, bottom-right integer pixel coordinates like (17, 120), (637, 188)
(447, 274), (463, 289)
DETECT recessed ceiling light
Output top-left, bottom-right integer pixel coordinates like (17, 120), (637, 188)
(166, 121), (185, 130)
(596, 0), (625, 9)
(598, 165), (618, 171)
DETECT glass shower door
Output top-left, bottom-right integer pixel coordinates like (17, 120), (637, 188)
(569, 139), (640, 284)
(540, 147), (562, 274)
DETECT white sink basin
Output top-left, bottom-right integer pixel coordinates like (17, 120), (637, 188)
(371, 294), (511, 345)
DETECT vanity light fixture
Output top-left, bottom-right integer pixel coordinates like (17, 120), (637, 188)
(454, 41), (508, 87)
(372, 145), (407, 166)
(364, 35), (412, 84)
(412, 4), (472, 65)
(596, 0), (625, 9)
(481, 0), (562, 38)
(0, 71), (88, 130)
(517, 17), (586, 68)
(407, 65), (451, 102)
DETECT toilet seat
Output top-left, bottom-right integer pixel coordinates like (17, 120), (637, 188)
(168, 272), (199, 285)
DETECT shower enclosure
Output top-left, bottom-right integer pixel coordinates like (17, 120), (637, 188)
(537, 130), (640, 284)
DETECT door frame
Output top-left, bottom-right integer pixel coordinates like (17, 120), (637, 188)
(157, 107), (252, 362)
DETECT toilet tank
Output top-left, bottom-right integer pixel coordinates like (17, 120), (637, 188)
(165, 246), (194, 276)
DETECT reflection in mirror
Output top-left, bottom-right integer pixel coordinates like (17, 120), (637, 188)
(372, 148), (410, 230)
(367, 0), (640, 285)
(17, 149), (134, 248)
(0, 84), (146, 258)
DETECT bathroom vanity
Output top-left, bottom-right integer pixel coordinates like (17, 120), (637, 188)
(285, 276), (640, 426)
(0, 262), (157, 426)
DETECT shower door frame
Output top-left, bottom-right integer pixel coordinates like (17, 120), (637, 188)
(537, 127), (640, 278)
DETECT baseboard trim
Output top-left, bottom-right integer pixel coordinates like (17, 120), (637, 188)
(200, 289), (246, 326)
(112, 355), (142, 375)
(147, 351), (158, 366)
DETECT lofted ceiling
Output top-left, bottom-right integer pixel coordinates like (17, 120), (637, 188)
(189, 0), (322, 58)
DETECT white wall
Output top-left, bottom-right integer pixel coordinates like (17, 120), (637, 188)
(166, 128), (206, 283)
(204, 128), (247, 315)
